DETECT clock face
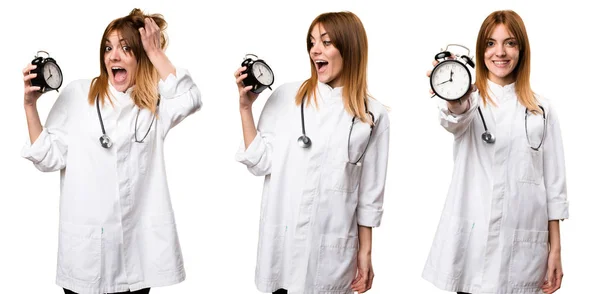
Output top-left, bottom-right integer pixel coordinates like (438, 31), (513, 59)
(430, 60), (471, 100)
(43, 61), (63, 89)
(252, 61), (274, 86)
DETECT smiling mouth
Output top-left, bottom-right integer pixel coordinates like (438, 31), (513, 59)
(493, 61), (509, 65)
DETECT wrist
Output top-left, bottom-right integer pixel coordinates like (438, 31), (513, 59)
(239, 104), (253, 112)
(24, 101), (37, 109)
(550, 247), (562, 255)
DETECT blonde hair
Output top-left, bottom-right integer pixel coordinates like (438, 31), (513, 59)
(295, 11), (372, 123)
(475, 10), (541, 114)
(88, 8), (167, 114)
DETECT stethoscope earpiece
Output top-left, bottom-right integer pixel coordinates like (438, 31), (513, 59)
(297, 135), (312, 148)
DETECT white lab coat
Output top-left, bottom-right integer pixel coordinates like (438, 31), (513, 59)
(21, 68), (202, 294)
(422, 81), (569, 294)
(235, 82), (390, 294)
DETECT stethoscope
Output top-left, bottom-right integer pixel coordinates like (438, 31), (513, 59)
(297, 96), (375, 165)
(96, 95), (160, 148)
(477, 105), (547, 150)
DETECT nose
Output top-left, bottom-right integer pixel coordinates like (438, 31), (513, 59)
(494, 44), (506, 57)
(109, 48), (121, 61)
(311, 41), (322, 57)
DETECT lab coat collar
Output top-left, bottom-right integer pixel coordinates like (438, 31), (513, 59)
(487, 80), (516, 103)
(108, 82), (135, 104)
(317, 82), (343, 104)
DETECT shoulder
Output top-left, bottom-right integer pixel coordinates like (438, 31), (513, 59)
(534, 93), (561, 125)
(263, 81), (304, 108)
(366, 98), (390, 133)
(53, 79), (92, 108)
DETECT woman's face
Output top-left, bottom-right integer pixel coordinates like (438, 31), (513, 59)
(309, 23), (343, 88)
(484, 24), (520, 86)
(104, 31), (138, 92)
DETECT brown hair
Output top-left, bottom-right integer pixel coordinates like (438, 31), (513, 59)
(295, 11), (372, 123)
(475, 10), (541, 113)
(88, 8), (167, 114)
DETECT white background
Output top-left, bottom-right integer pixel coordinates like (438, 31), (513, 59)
(1, 0), (597, 293)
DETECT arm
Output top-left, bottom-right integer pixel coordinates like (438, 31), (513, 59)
(139, 17), (201, 135)
(139, 17), (175, 80)
(23, 63), (43, 143)
(542, 220), (563, 293)
(351, 226), (374, 293)
(21, 75), (71, 172)
(542, 104), (569, 220)
(233, 67), (279, 176)
(540, 103), (568, 294)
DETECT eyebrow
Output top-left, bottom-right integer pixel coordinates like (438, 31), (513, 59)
(104, 38), (127, 43)
(309, 32), (329, 40)
(487, 37), (517, 41)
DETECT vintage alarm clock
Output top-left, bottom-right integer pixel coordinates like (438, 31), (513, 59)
(430, 44), (474, 101)
(241, 54), (274, 94)
(29, 50), (63, 93)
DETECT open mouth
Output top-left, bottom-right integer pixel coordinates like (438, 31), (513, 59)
(111, 67), (128, 83)
(315, 60), (328, 71)
(492, 60), (509, 66)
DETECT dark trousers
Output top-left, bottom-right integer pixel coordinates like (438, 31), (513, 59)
(64, 288), (150, 294)
(273, 289), (287, 294)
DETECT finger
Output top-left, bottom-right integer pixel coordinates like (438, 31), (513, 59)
(25, 86), (41, 94)
(23, 64), (37, 75)
(431, 60), (438, 66)
(236, 73), (248, 85)
(234, 67), (247, 78)
(547, 269), (555, 290)
(426, 70), (432, 77)
(23, 73), (37, 82)
(367, 271), (374, 289)
(429, 89), (434, 95)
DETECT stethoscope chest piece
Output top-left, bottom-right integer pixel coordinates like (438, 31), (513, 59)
(297, 135), (312, 148)
(482, 131), (496, 144)
(100, 134), (113, 148)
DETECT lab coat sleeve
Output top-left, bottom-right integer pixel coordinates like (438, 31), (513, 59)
(158, 68), (202, 137)
(234, 86), (285, 176)
(356, 114), (390, 228)
(438, 92), (479, 139)
(542, 104), (569, 220)
(20, 83), (72, 172)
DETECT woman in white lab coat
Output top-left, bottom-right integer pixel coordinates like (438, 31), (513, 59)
(422, 10), (568, 294)
(21, 8), (202, 294)
(234, 11), (389, 294)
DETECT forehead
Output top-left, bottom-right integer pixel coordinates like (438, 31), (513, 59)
(105, 30), (124, 42)
(310, 23), (327, 38)
(489, 24), (515, 39)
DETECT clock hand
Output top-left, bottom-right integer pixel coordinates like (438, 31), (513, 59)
(450, 69), (454, 82)
(436, 80), (450, 86)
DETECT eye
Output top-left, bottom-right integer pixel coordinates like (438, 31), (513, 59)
(122, 46), (131, 52)
(486, 41), (495, 47)
(505, 40), (518, 47)
(323, 40), (332, 46)
(104, 46), (112, 52)
(309, 41), (315, 48)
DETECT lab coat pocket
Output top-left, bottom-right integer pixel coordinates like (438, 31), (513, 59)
(427, 215), (474, 279)
(256, 224), (286, 283)
(509, 230), (548, 289)
(139, 212), (184, 273)
(57, 222), (102, 284)
(324, 161), (362, 193)
(315, 235), (358, 291)
(517, 148), (543, 185)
